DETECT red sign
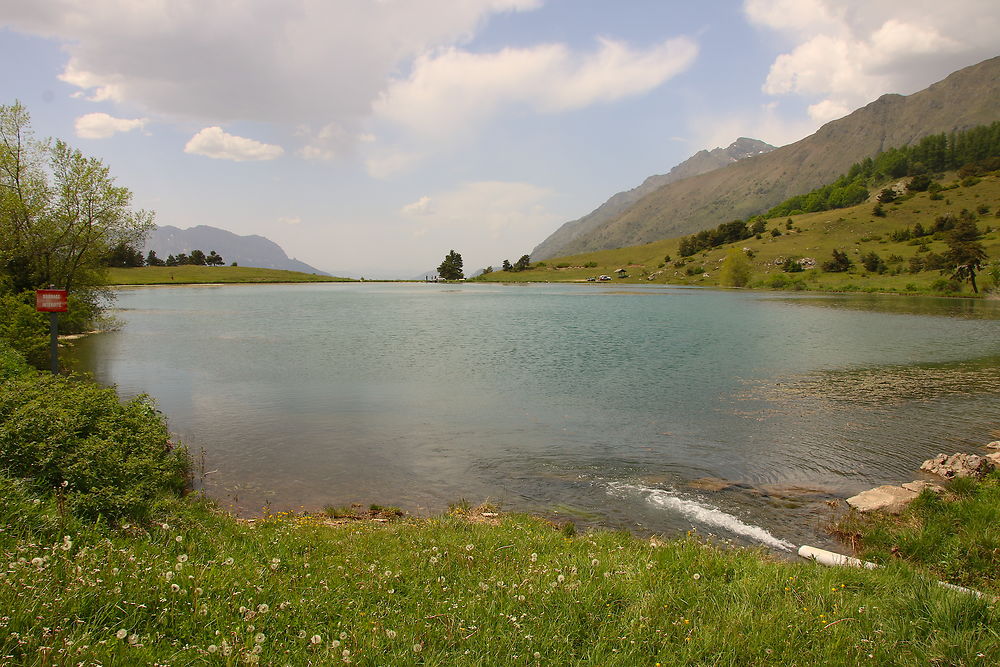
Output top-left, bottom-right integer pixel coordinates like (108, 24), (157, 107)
(36, 289), (68, 313)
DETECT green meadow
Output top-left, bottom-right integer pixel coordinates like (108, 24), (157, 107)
(107, 266), (352, 285)
(480, 171), (1000, 296)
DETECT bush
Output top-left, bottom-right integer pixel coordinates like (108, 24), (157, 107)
(0, 372), (190, 522)
(929, 278), (962, 293)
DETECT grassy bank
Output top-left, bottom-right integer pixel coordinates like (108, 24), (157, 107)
(1, 345), (998, 664)
(479, 170), (1000, 296)
(108, 266), (353, 285)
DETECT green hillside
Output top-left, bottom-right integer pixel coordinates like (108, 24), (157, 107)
(479, 170), (1000, 296)
(107, 265), (353, 285)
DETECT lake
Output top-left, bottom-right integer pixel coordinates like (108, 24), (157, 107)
(71, 283), (1000, 552)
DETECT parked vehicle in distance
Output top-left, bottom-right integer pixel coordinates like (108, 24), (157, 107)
(598, 275), (612, 281)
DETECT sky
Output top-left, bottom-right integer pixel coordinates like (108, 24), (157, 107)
(1, 1), (997, 278)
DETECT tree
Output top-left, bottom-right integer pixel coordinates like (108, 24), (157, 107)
(189, 249), (207, 266)
(501, 259), (512, 271)
(206, 250), (224, 266)
(106, 241), (145, 267)
(861, 251), (886, 274)
(513, 254), (530, 272)
(719, 247), (752, 287)
(437, 250), (464, 280)
(0, 102), (153, 296)
(175, 253), (189, 265)
(146, 250), (165, 267)
(165, 254), (178, 267)
(943, 219), (987, 293)
(821, 249), (852, 273)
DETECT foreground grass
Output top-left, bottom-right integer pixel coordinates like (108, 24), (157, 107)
(2, 488), (998, 666)
(836, 472), (1000, 595)
(107, 266), (352, 285)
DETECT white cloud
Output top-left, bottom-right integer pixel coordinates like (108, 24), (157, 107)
(401, 196), (434, 216)
(365, 151), (422, 179)
(184, 127), (284, 162)
(278, 216), (301, 225)
(2, 1), (542, 151)
(74, 112), (147, 139)
(745, 0), (999, 119)
(375, 36), (698, 138)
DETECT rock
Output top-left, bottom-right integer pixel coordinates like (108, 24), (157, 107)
(688, 477), (737, 492)
(920, 453), (995, 479)
(986, 441), (1000, 450)
(846, 485), (918, 514)
(987, 452), (1000, 465)
(901, 480), (945, 495)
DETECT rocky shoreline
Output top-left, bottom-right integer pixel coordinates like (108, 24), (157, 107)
(846, 440), (1000, 514)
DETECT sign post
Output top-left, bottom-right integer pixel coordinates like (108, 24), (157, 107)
(35, 289), (68, 375)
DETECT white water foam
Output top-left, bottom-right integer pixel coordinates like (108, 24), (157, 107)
(607, 482), (796, 551)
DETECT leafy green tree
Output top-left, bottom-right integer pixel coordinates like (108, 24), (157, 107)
(175, 253), (189, 265)
(822, 249), (853, 272)
(146, 250), (165, 267)
(513, 254), (531, 272)
(189, 249), (207, 266)
(501, 259), (512, 271)
(781, 257), (803, 273)
(0, 102), (153, 296)
(861, 251), (886, 274)
(943, 219), (988, 293)
(165, 254), (178, 267)
(719, 247), (752, 287)
(437, 250), (464, 280)
(106, 241), (144, 267)
(206, 250), (224, 266)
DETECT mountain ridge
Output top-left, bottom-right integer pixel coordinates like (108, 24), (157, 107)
(144, 225), (328, 275)
(533, 55), (1000, 259)
(532, 137), (775, 260)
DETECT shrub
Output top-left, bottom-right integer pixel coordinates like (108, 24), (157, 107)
(583, 261), (598, 268)
(929, 278), (962, 293)
(0, 372), (190, 522)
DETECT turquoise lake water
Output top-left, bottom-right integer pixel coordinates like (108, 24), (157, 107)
(71, 283), (1000, 551)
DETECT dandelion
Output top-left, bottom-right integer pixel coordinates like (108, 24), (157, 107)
(171, 583), (180, 593)
(254, 633), (266, 644)
(413, 643), (423, 653)
(591, 559), (599, 566)
(279, 601), (290, 610)
(223, 557), (235, 566)
(115, 629), (128, 640)
(465, 544), (474, 551)
(339, 632), (348, 640)
(310, 635), (322, 645)
(62, 536), (73, 551)
(342, 649), (351, 658)
(177, 554), (188, 563)
(692, 573), (701, 580)
(175, 535), (183, 543)
(557, 574), (565, 583)
(128, 634), (139, 645)
(534, 652), (541, 659)
(385, 630), (397, 639)
(207, 645), (218, 653)
(331, 640), (341, 648)
(430, 557), (439, 564)
(31, 557), (43, 567)
(257, 603), (269, 613)
(195, 587), (203, 595)
(530, 553), (538, 562)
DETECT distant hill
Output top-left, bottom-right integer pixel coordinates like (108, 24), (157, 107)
(144, 225), (328, 275)
(532, 137), (775, 260)
(533, 55), (1000, 259)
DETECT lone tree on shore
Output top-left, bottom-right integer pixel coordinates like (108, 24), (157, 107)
(437, 250), (464, 280)
(944, 218), (987, 293)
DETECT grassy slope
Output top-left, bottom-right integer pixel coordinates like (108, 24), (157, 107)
(107, 265), (353, 285)
(483, 172), (1000, 295)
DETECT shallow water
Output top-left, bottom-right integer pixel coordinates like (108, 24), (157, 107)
(71, 283), (1000, 551)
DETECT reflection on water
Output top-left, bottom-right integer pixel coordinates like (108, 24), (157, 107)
(69, 283), (1000, 551)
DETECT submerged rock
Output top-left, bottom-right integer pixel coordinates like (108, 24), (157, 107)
(846, 485), (918, 514)
(987, 441), (1000, 450)
(920, 453), (994, 479)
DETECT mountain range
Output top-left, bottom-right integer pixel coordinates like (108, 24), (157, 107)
(144, 225), (328, 275)
(532, 55), (1000, 260)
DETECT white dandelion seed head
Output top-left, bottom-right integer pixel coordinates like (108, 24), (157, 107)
(254, 632), (265, 644)
(693, 573), (701, 580)
(177, 554), (188, 563)
(310, 634), (322, 645)
(115, 629), (128, 640)
(413, 643), (423, 653)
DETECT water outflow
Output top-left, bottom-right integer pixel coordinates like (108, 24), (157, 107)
(606, 482), (796, 552)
